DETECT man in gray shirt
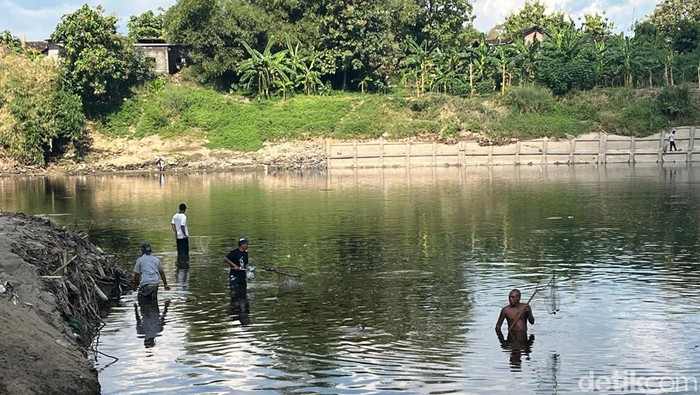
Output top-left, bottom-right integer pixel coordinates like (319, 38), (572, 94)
(133, 243), (170, 299)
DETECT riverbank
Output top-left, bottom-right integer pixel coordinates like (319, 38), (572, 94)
(0, 212), (130, 394)
(0, 133), (329, 176)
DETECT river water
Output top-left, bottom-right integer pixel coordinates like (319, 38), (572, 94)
(1, 165), (699, 394)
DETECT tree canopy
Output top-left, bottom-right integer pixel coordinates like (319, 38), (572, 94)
(51, 5), (149, 111)
(127, 10), (164, 40)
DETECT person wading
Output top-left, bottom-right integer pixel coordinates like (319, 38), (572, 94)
(224, 237), (250, 298)
(133, 243), (170, 300)
(171, 203), (189, 256)
(495, 288), (535, 333)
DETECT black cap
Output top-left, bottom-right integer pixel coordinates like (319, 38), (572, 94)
(141, 243), (152, 254)
(238, 237), (249, 246)
(179, 203), (187, 211)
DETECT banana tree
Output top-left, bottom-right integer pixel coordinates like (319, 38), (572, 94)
(472, 35), (497, 87)
(511, 36), (541, 85)
(401, 38), (441, 97)
(433, 52), (463, 94)
(238, 37), (294, 99)
(496, 45), (514, 95)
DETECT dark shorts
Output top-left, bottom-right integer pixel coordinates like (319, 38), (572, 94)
(229, 276), (247, 297)
(176, 238), (189, 256)
(138, 284), (159, 300)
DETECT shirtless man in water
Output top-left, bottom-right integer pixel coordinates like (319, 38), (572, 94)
(495, 289), (535, 332)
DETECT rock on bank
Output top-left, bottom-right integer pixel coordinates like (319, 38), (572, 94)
(0, 212), (130, 395)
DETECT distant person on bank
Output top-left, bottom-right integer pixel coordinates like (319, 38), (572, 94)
(669, 129), (678, 151)
(495, 289), (534, 333)
(133, 243), (170, 299)
(172, 203), (189, 256)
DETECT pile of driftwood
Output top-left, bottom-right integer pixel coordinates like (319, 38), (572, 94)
(8, 213), (131, 343)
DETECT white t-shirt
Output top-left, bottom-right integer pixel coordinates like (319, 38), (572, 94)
(134, 254), (163, 286)
(670, 133), (675, 142)
(172, 212), (189, 239)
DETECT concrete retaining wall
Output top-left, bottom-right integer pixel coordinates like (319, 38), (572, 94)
(327, 127), (698, 168)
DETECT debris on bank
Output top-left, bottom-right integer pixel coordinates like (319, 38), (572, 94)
(0, 212), (131, 395)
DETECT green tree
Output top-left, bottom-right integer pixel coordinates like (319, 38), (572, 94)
(472, 35), (497, 83)
(511, 36), (541, 85)
(537, 23), (595, 94)
(285, 40), (325, 95)
(0, 56), (85, 165)
(647, 0), (700, 38)
(128, 10), (164, 40)
(400, 38), (441, 96)
(318, 0), (397, 90)
(51, 5), (149, 110)
(0, 31), (23, 55)
(237, 37), (294, 98)
(165, 0), (272, 88)
(503, 0), (566, 39)
(580, 12), (615, 37)
(418, 0), (476, 50)
(670, 19), (700, 54)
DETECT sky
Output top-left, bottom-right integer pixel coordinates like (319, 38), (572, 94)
(1, 0), (660, 41)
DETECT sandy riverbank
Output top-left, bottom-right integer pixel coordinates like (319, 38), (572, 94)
(0, 212), (130, 395)
(0, 133), (330, 176)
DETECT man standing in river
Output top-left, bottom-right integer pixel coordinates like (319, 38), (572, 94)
(495, 289), (534, 333)
(225, 237), (250, 297)
(133, 243), (170, 299)
(172, 203), (189, 256)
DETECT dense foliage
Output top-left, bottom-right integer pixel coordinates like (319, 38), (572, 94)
(51, 5), (149, 112)
(3, 0), (700, 165)
(0, 56), (85, 164)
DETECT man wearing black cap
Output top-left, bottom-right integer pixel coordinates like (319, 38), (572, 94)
(171, 203), (189, 256)
(133, 243), (170, 299)
(224, 237), (249, 297)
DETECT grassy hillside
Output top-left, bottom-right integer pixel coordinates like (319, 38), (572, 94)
(96, 82), (700, 152)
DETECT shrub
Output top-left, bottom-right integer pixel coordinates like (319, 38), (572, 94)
(0, 56), (85, 164)
(537, 59), (596, 95)
(476, 81), (495, 94)
(506, 86), (555, 114)
(600, 97), (666, 136)
(656, 85), (693, 120)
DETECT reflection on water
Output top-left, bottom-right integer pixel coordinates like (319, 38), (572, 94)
(1, 164), (699, 394)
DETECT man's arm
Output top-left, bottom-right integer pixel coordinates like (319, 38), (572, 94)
(526, 305), (534, 324)
(495, 308), (506, 332)
(180, 224), (187, 238)
(171, 222), (177, 234)
(224, 256), (244, 270)
(159, 269), (170, 290)
(133, 272), (141, 290)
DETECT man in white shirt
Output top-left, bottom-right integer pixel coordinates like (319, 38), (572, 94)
(669, 129), (678, 151)
(171, 203), (189, 256)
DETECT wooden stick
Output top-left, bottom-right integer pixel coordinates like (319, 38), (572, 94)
(50, 255), (78, 275)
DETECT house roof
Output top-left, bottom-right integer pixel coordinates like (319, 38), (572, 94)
(482, 25), (548, 46)
(517, 25), (547, 38)
(23, 41), (49, 53)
